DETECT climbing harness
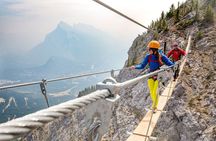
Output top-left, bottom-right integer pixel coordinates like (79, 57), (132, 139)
(148, 55), (163, 66)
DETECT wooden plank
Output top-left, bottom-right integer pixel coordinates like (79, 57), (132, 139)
(160, 81), (176, 97)
(133, 111), (162, 136)
(157, 95), (170, 110)
(127, 134), (149, 141)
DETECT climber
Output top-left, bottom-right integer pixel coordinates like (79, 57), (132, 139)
(130, 40), (174, 113)
(167, 42), (186, 81)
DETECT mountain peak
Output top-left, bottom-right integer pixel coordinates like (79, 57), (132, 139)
(57, 21), (73, 31)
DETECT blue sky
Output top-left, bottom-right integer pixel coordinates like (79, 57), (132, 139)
(0, 0), (186, 54)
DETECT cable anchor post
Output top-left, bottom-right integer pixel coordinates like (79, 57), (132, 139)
(40, 79), (50, 107)
(110, 69), (115, 78)
(96, 77), (120, 103)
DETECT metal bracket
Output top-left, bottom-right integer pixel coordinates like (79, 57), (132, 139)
(173, 64), (179, 71)
(40, 79), (50, 107)
(96, 77), (120, 102)
(102, 77), (117, 84)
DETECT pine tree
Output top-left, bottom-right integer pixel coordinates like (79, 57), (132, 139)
(211, 0), (216, 7)
(166, 4), (175, 19)
(194, 0), (199, 21)
(171, 4), (175, 12)
(174, 3), (180, 23)
(204, 5), (214, 23)
(151, 20), (155, 28)
(180, 3), (186, 17)
(160, 11), (167, 31)
(161, 19), (168, 31)
(161, 11), (165, 20)
(191, 0), (195, 11)
(156, 19), (162, 32)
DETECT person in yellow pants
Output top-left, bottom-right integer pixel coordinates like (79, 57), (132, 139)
(148, 78), (159, 110)
(130, 40), (174, 112)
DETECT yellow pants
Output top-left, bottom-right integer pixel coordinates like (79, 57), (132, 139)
(148, 78), (159, 109)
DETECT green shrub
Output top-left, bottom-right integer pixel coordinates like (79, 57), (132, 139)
(177, 19), (195, 29)
(195, 31), (203, 41)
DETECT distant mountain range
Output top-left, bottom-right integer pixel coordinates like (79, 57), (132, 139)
(0, 21), (127, 80)
(0, 21), (127, 123)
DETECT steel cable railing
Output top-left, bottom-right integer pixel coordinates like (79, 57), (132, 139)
(0, 69), (123, 90)
(0, 64), (178, 141)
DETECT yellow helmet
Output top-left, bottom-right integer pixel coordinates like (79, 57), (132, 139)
(148, 40), (160, 49)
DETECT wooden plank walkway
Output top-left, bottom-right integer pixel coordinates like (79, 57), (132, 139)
(127, 36), (191, 141)
(127, 81), (177, 141)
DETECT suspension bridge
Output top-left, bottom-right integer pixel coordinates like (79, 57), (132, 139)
(0, 0), (192, 140)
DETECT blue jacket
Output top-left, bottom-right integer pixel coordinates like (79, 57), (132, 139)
(135, 53), (174, 72)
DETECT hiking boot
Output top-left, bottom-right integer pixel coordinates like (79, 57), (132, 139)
(152, 107), (157, 114)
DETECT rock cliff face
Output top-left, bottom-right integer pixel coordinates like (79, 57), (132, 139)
(154, 25), (216, 141)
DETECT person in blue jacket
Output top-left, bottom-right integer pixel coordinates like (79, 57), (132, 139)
(130, 40), (174, 112)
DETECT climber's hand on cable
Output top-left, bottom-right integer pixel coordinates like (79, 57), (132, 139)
(130, 66), (136, 70)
